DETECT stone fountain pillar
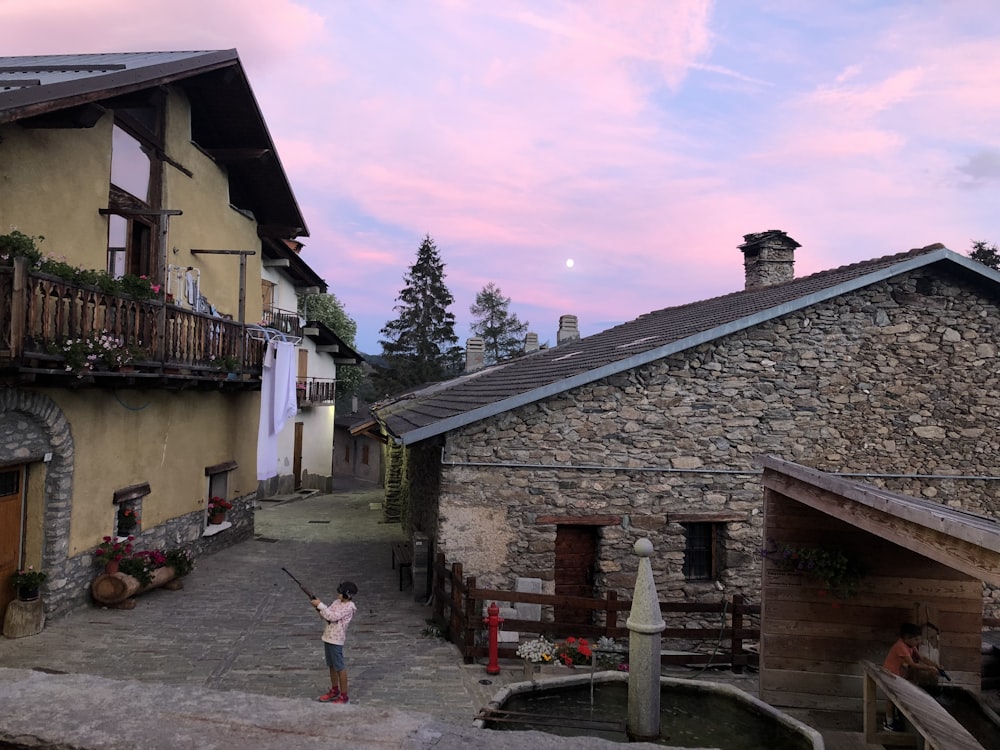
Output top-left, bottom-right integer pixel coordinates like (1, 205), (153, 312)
(626, 538), (665, 742)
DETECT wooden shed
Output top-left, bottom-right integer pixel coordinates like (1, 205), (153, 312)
(759, 455), (1000, 712)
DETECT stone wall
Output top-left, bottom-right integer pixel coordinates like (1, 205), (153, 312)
(428, 268), (1000, 617)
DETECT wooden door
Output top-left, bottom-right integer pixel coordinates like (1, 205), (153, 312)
(554, 525), (598, 627)
(0, 466), (25, 620)
(293, 422), (303, 489)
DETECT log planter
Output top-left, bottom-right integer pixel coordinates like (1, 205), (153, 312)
(91, 565), (182, 608)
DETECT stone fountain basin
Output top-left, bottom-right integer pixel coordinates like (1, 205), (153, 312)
(476, 671), (824, 749)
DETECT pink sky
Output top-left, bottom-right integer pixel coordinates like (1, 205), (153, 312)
(3, 1), (999, 353)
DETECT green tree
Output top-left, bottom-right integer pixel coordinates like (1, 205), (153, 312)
(376, 235), (461, 394)
(298, 292), (363, 398)
(968, 239), (1000, 270)
(469, 282), (529, 365)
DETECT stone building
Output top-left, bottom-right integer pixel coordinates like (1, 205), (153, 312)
(372, 233), (1000, 619)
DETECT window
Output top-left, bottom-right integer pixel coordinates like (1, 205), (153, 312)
(105, 114), (162, 282)
(343, 443), (350, 462)
(261, 280), (275, 313)
(681, 522), (717, 580)
(362, 444), (370, 465)
(113, 483), (151, 538)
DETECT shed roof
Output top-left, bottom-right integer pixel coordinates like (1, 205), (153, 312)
(374, 245), (1000, 445)
(762, 456), (1000, 584)
(0, 50), (306, 238)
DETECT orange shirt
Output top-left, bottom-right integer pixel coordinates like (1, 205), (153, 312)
(883, 638), (918, 676)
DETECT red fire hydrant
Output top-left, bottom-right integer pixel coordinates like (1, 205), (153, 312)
(483, 600), (503, 675)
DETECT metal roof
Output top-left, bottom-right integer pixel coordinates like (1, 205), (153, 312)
(0, 51), (307, 238)
(374, 245), (1000, 445)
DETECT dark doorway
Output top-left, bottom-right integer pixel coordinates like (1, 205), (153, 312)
(554, 524), (598, 626)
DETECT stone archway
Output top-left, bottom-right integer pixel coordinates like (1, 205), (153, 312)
(0, 388), (75, 614)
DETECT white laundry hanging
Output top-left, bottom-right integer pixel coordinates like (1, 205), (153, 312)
(257, 339), (298, 480)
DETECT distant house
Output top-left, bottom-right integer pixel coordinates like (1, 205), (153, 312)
(0, 50), (308, 619)
(332, 396), (383, 486)
(372, 232), (1000, 620)
(257, 238), (363, 496)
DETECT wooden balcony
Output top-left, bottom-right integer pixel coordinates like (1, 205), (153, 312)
(296, 377), (336, 408)
(0, 259), (265, 389)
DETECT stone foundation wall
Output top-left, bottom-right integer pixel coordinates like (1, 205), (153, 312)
(431, 269), (1000, 617)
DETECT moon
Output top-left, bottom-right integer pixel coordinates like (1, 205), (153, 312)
(565, 258), (575, 268)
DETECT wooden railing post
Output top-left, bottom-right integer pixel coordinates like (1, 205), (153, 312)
(731, 594), (744, 674)
(464, 575), (477, 661)
(433, 552), (446, 626)
(450, 562), (463, 650)
(605, 590), (618, 638)
(10, 257), (27, 358)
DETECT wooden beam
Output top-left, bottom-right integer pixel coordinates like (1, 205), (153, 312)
(113, 483), (151, 504)
(262, 258), (290, 267)
(535, 515), (621, 526)
(669, 512), (747, 523)
(204, 460), (238, 476)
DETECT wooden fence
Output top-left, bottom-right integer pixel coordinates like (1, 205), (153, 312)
(431, 552), (761, 673)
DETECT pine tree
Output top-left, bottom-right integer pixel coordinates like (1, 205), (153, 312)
(298, 292), (362, 398)
(377, 235), (461, 393)
(968, 240), (1000, 270)
(469, 282), (529, 365)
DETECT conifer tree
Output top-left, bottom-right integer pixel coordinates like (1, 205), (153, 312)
(968, 239), (1000, 270)
(469, 282), (529, 365)
(377, 235), (461, 393)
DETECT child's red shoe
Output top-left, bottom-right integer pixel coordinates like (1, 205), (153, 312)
(331, 693), (349, 704)
(318, 687), (341, 702)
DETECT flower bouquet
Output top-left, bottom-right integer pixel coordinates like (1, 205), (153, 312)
(554, 636), (593, 667)
(165, 547), (195, 577)
(516, 636), (554, 664)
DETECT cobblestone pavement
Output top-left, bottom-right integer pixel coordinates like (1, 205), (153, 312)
(0, 482), (544, 728)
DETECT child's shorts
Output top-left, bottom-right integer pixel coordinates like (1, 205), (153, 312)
(324, 642), (345, 671)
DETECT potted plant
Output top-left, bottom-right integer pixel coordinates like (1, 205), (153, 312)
(207, 496), (233, 524)
(553, 636), (593, 667)
(47, 331), (144, 377)
(117, 505), (140, 535)
(761, 538), (869, 600)
(9, 566), (47, 601)
(516, 636), (555, 679)
(165, 547), (196, 577)
(94, 535), (134, 575)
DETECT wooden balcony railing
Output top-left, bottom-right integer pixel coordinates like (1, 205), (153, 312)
(0, 258), (265, 384)
(261, 305), (302, 338)
(296, 377), (336, 407)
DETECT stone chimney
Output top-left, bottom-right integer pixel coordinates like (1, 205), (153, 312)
(465, 337), (484, 372)
(739, 230), (800, 290)
(557, 315), (579, 345)
(524, 332), (539, 353)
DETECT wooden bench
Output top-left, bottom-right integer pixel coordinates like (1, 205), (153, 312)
(860, 660), (985, 750)
(391, 540), (412, 591)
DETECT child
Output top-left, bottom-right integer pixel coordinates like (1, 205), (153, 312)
(881, 622), (944, 731)
(311, 580), (358, 704)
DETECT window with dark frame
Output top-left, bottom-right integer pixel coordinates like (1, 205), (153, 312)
(106, 106), (163, 283)
(361, 444), (369, 465)
(344, 443), (350, 462)
(113, 483), (150, 539)
(682, 522), (717, 581)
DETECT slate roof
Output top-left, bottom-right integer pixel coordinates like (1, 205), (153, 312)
(374, 244), (1000, 445)
(0, 50), (306, 238)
